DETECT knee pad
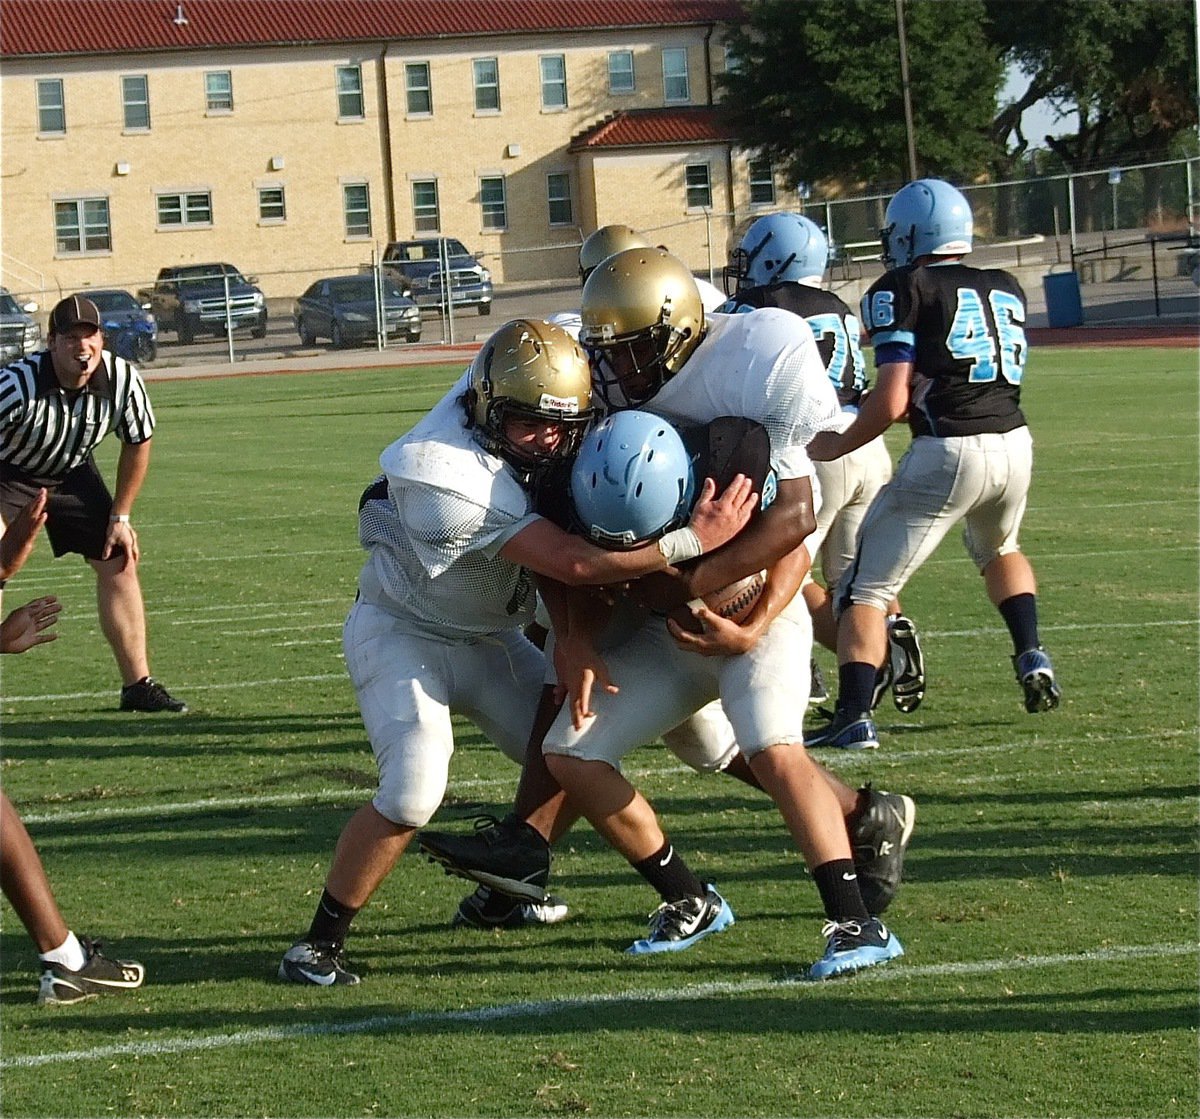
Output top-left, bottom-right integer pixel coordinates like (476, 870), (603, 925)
(662, 706), (738, 774)
(372, 777), (444, 829)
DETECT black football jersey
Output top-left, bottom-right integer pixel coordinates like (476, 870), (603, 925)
(724, 282), (867, 408)
(861, 262), (1028, 438)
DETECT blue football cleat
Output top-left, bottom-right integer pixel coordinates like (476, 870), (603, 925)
(804, 710), (879, 750)
(1013, 646), (1061, 713)
(626, 884), (734, 955)
(808, 917), (904, 980)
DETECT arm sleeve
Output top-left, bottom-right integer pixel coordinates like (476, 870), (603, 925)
(113, 362), (156, 445)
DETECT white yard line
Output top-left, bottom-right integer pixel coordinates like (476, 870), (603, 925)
(5, 616), (1194, 702)
(16, 729), (1195, 827)
(3, 942), (1194, 1070)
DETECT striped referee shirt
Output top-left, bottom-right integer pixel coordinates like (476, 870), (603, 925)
(0, 349), (155, 485)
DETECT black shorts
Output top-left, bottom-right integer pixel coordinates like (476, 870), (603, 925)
(1, 458), (117, 561)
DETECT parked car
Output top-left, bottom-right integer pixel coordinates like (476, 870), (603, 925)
(379, 237), (492, 315)
(78, 288), (158, 364)
(138, 263), (267, 344)
(293, 274), (422, 348)
(0, 287), (42, 362)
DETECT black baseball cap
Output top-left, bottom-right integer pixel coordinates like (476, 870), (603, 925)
(49, 295), (102, 334)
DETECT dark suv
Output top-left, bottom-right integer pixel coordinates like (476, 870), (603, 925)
(139, 263), (268, 344)
(0, 287), (42, 362)
(380, 238), (492, 316)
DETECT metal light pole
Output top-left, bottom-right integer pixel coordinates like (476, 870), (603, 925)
(895, 0), (919, 182)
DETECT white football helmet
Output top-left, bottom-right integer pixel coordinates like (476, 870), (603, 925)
(881, 178), (973, 269)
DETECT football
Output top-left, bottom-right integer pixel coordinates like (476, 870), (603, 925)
(668, 570), (766, 634)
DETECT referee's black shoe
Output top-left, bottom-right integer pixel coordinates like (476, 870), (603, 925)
(120, 676), (187, 713)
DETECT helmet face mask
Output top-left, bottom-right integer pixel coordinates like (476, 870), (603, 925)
(881, 179), (973, 269)
(468, 318), (594, 481)
(570, 410), (695, 549)
(579, 248), (705, 410)
(725, 212), (829, 294)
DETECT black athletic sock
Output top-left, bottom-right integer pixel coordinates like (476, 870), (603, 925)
(998, 593), (1040, 656)
(837, 661), (879, 716)
(632, 840), (705, 903)
(306, 888), (360, 948)
(812, 859), (870, 921)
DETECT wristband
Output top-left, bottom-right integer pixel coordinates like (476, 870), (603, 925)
(109, 514), (131, 523)
(656, 527), (702, 565)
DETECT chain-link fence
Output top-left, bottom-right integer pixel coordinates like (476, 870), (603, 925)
(3, 156), (1194, 367)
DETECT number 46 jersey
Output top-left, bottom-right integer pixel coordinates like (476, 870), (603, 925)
(862, 262), (1029, 439)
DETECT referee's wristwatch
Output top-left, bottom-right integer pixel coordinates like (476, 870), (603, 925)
(109, 514), (131, 523)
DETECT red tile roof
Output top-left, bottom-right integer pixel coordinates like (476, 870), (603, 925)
(570, 106), (734, 150)
(0, 0), (744, 57)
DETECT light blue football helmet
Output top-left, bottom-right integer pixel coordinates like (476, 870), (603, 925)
(570, 410), (695, 550)
(881, 178), (973, 269)
(725, 212), (829, 294)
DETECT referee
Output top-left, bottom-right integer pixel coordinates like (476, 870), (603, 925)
(0, 295), (185, 712)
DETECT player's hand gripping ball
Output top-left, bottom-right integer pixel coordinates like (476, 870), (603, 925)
(668, 570), (766, 634)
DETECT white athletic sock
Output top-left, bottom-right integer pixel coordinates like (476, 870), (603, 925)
(39, 930), (86, 971)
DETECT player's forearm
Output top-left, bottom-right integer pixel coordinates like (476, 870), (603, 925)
(111, 439), (152, 515)
(677, 478), (813, 600)
(810, 364), (911, 460)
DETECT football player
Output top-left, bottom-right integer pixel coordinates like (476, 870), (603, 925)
(549, 223), (728, 338)
(278, 318), (756, 986)
(422, 254), (909, 980)
(722, 212), (925, 717)
(806, 179), (1061, 752)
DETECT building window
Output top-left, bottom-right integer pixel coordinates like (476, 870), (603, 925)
(54, 198), (111, 254)
(473, 58), (500, 112)
(205, 70), (233, 112)
(405, 62), (432, 115)
(156, 191), (213, 227)
(749, 158), (776, 205)
(539, 55), (567, 110)
(412, 180), (440, 232)
(343, 183), (371, 237)
(336, 65), (364, 119)
(122, 74), (150, 130)
(480, 176), (507, 230)
(547, 173), (573, 226)
(608, 50), (635, 93)
(258, 187), (286, 223)
(724, 43), (742, 74)
(685, 164), (712, 209)
(662, 48), (690, 103)
(36, 79), (65, 134)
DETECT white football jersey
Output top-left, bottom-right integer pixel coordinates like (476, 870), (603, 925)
(546, 309), (582, 338)
(356, 372), (543, 639)
(694, 276), (728, 313)
(646, 309), (840, 482)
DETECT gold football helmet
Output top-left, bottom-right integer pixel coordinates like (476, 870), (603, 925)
(467, 318), (594, 477)
(579, 247), (706, 408)
(578, 224), (650, 285)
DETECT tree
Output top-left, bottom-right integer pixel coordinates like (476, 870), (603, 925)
(986, 0), (1197, 173)
(718, 0), (1197, 205)
(717, 0), (1002, 194)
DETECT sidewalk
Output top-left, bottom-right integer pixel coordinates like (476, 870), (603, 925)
(141, 340), (482, 381)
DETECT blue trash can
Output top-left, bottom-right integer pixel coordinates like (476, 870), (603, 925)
(1042, 270), (1083, 328)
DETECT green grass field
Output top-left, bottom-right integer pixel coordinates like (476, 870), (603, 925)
(1, 347), (1196, 1118)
